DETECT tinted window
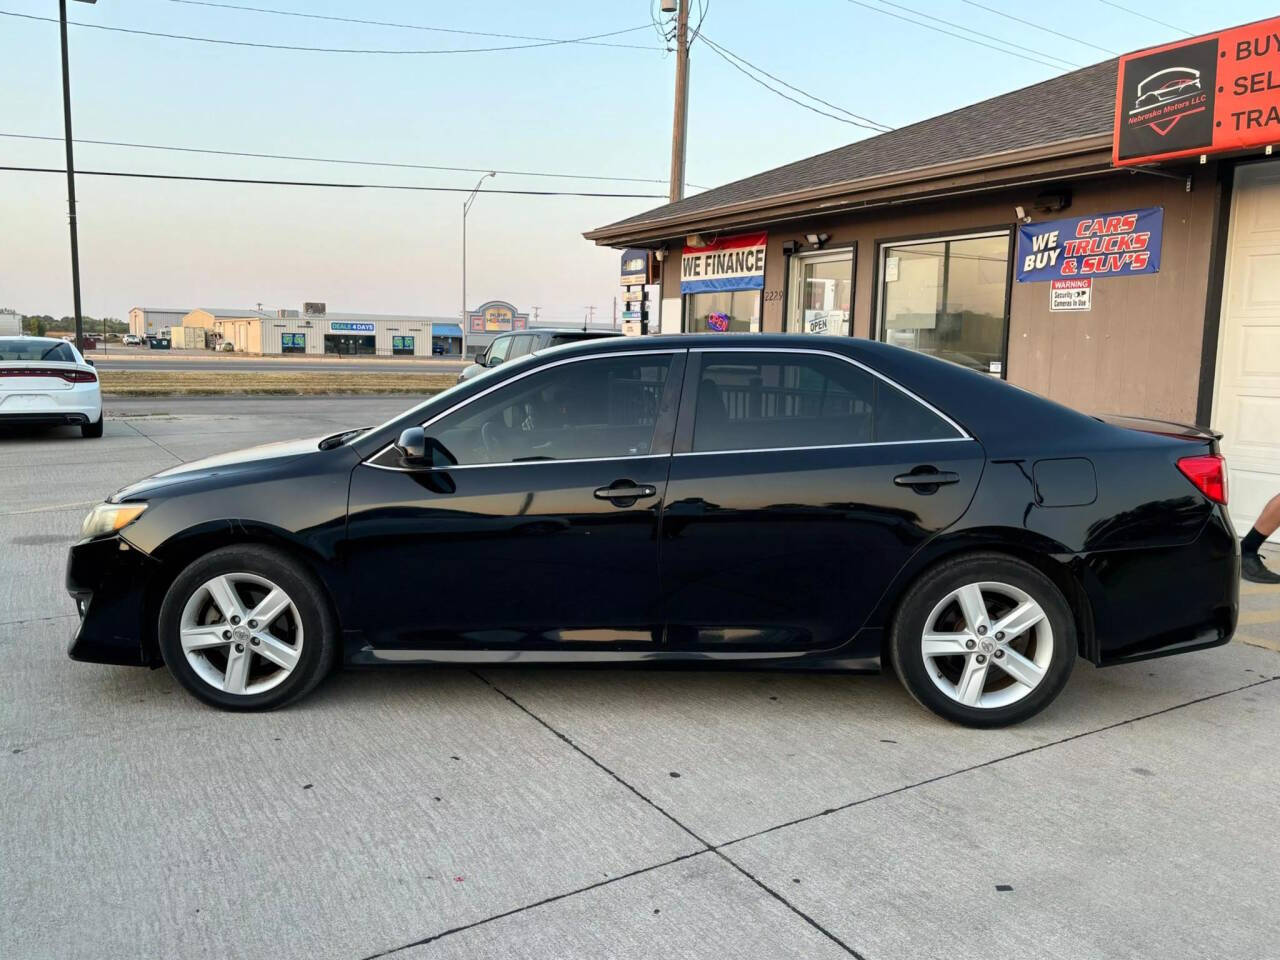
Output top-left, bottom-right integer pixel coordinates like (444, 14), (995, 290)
(0, 339), (76, 363)
(429, 354), (674, 465)
(506, 334), (537, 359)
(691, 352), (959, 453)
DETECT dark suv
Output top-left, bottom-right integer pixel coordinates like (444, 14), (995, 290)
(458, 328), (622, 383)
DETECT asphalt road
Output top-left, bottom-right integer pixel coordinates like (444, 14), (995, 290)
(92, 350), (470, 375)
(3, 397), (1280, 960)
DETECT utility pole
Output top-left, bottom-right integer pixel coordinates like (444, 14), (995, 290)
(531, 306), (540, 325)
(59, 0), (95, 354)
(667, 0), (691, 203)
(462, 172), (496, 354)
(612, 296), (617, 329)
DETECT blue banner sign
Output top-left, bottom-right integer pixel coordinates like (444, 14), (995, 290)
(1016, 207), (1163, 282)
(330, 321), (375, 333)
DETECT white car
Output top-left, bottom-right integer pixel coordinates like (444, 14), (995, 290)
(0, 336), (103, 438)
(122, 334), (143, 346)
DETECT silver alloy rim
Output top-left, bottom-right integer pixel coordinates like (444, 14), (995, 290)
(178, 572), (304, 696)
(921, 581), (1053, 710)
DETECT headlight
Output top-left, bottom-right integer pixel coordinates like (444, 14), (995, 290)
(80, 502), (148, 540)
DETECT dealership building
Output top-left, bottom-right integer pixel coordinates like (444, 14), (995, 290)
(587, 16), (1280, 536)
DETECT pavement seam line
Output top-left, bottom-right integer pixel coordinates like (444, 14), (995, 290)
(468, 671), (869, 960)
(356, 849), (711, 960)
(719, 673), (1280, 850)
(119, 418), (185, 463)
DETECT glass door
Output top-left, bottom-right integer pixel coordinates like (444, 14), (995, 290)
(787, 249), (854, 336)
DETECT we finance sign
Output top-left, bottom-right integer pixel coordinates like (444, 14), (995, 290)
(680, 233), (767, 294)
(1016, 207), (1163, 282)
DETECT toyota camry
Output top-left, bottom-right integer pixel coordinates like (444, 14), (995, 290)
(66, 335), (1238, 726)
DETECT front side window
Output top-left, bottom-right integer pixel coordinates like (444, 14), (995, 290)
(427, 354), (675, 466)
(691, 351), (960, 453)
(487, 336), (514, 365)
(878, 232), (1010, 376)
(684, 290), (760, 333)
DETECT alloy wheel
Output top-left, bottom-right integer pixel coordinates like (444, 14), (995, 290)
(920, 580), (1053, 709)
(178, 572), (304, 696)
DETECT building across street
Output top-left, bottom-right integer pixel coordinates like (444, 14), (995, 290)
(586, 13), (1280, 540)
(130, 304), (465, 356)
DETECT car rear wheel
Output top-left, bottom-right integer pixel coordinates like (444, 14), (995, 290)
(890, 554), (1076, 727)
(81, 414), (103, 438)
(157, 545), (338, 710)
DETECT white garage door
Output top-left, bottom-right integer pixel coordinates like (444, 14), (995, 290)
(1212, 160), (1280, 536)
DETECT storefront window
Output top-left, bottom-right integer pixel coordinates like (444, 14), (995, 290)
(391, 336), (415, 356)
(281, 333), (305, 353)
(787, 250), (853, 335)
(878, 232), (1010, 375)
(684, 290), (761, 333)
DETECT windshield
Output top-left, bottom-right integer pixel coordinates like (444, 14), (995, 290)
(0, 339), (77, 362)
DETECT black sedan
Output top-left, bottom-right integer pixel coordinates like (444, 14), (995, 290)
(67, 335), (1238, 725)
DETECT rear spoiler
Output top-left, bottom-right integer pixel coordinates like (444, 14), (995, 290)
(1095, 414), (1222, 442)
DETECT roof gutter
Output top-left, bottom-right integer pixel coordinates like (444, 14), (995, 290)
(584, 133), (1115, 246)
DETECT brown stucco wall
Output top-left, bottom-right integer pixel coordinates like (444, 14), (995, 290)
(732, 166), (1220, 421)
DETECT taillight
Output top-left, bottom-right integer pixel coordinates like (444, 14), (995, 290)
(1177, 454), (1227, 505)
(0, 367), (96, 383)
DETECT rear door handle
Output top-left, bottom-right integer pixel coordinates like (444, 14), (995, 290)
(594, 481), (657, 502)
(894, 469), (960, 489)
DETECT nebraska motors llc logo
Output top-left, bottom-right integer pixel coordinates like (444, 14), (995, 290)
(1116, 38), (1218, 161)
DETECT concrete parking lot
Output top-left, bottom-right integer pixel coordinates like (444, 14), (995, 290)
(3, 397), (1279, 960)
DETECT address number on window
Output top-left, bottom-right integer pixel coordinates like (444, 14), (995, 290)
(763, 290), (783, 302)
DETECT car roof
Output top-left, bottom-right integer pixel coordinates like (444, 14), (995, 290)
(0, 335), (65, 343)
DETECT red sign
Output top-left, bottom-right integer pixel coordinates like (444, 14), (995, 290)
(1113, 15), (1280, 166)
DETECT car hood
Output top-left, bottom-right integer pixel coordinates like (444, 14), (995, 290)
(111, 434), (329, 501)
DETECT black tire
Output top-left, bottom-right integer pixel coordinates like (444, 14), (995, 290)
(157, 544), (338, 710)
(889, 553), (1076, 727)
(81, 414), (103, 438)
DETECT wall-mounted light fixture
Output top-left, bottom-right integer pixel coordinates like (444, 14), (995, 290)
(804, 233), (830, 248)
(781, 240), (800, 256)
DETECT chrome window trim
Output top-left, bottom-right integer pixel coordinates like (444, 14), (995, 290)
(364, 453), (669, 474)
(690, 345), (972, 441)
(673, 437), (975, 458)
(363, 349), (683, 471)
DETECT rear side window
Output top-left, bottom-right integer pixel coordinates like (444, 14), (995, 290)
(506, 334), (537, 359)
(691, 351), (960, 453)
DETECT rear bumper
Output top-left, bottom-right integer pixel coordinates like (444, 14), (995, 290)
(0, 388), (100, 426)
(1082, 507), (1239, 666)
(0, 411), (92, 426)
(66, 535), (162, 667)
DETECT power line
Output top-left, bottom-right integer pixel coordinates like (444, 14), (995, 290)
(698, 35), (890, 132)
(160, 0), (661, 51)
(1095, 0), (1193, 37)
(958, 0), (1117, 55)
(0, 165), (667, 197)
(0, 132), (700, 187)
(700, 34), (893, 131)
(0, 9), (655, 55)
(841, 0), (1073, 71)
(871, 0), (1082, 68)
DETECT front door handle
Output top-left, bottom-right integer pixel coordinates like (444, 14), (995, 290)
(594, 480), (657, 504)
(893, 468), (960, 493)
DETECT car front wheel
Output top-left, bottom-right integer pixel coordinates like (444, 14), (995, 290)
(890, 554), (1076, 727)
(157, 545), (338, 710)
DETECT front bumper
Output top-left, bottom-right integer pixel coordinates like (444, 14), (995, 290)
(66, 535), (163, 667)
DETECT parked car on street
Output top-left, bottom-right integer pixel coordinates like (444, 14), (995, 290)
(0, 335), (103, 438)
(67, 335), (1237, 724)
(122, 334), (143, 346)
(458, 328), (623, 383)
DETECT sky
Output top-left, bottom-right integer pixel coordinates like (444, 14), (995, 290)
(1, 0), (1276, 325)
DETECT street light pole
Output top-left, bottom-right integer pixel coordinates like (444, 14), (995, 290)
(462, 171), (495, 355)
(59, 0), (95, 353)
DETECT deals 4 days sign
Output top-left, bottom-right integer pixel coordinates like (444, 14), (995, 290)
(1016, 207), (1163, 282)
(1114, 15), (1280, 165)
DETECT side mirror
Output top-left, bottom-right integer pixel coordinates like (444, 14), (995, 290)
(395, 426), (426, 461)
(474, 352), (487, 366)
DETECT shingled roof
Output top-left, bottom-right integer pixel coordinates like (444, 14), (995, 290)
(588, 59), (1119, 240)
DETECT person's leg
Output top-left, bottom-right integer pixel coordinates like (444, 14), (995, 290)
(1241, 493), (1280, 583)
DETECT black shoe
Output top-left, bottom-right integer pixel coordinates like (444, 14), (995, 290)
(1242, 553), (1280, 584)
